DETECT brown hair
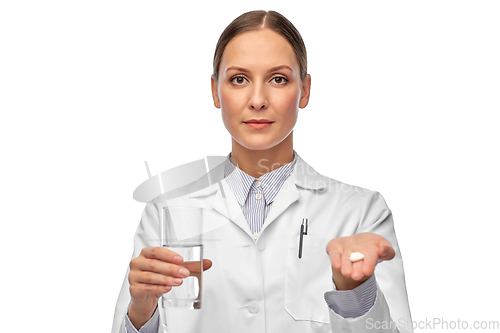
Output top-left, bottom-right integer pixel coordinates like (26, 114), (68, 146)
(213, 10), (307, 82)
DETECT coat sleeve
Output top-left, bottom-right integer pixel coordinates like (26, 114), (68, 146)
(328, 191), (413, 333)
(111, 202), (165, 333)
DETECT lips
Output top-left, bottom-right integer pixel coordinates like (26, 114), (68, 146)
(243, 119), (274, 130)
(244, 119), (274, 124)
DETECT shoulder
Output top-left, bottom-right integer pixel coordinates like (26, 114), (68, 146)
(293, 153), (391, 216)
(294, 153), (382, 199)
(320, 173), (388, 209)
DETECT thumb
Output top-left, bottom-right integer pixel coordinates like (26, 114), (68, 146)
(203, 259), (213, 271)
(378, 241), (395, 261)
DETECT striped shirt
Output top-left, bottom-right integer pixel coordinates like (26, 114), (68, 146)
(224, 153), (296, 235)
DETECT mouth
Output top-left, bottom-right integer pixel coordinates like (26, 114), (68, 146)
(244, 119), (274, 124)
(243, 119), (274, 130)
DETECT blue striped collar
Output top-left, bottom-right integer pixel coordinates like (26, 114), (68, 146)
(224, 152), (297, 206)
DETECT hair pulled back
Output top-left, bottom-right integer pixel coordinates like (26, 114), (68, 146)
(213, 10), (307, 82)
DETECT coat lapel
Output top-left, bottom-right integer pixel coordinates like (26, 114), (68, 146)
(188, 177), (252, 238)
(261, 153), (327, 233)
(208, 179), (252, 238)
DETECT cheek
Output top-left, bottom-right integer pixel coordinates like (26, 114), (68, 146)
(220, 89), (242, 119)
(274, 87), (300, 117)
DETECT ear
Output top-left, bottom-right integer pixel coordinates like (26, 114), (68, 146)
(299, 74), (311, 109)
(211, 75), (221, 109)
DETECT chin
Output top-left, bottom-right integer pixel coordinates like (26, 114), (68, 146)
(237, 138), (284, 151)
(241, 143), (273, 151)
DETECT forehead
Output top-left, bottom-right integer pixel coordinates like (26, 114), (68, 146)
(221, 28), (299, 71)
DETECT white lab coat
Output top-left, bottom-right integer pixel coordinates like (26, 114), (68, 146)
(112, 153), (413, 333)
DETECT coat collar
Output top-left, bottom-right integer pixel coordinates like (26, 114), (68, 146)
(291, 153), (328, 190)
(187, 152), (327, 198)
(188, 152), (328, 238)
(224, 152), (297, 206)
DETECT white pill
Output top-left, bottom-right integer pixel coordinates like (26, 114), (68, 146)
(350, 252), (365, 262)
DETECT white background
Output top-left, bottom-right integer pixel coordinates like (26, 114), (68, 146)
(1, 1), (499, 331)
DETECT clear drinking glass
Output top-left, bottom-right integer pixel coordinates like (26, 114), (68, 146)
(161, 206), (204, 310)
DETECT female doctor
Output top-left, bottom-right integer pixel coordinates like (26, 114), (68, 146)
(113, 10), (412, 333)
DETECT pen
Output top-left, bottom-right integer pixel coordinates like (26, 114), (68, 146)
(298, 218), (308, 258)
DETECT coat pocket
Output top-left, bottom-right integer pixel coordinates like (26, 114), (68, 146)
(284, 235), (332, 323)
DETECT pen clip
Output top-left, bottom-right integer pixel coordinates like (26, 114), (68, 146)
(302, 218), (308, 235)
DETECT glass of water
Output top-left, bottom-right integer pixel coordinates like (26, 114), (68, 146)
(161, 206), (204, 310)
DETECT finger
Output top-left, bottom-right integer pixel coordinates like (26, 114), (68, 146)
(172, 259), (213, 277)
(361, 252), (379, 277)
(131, 270), (185, 288)
(203, 259), (213, 271)
(340, 253), (353, 278)
(130, 281), (173, 297)
(378, 241), (395, 261)
(350, 260), (365, 280)
(182, 261), (202, 274)
(132, 257), (190, 279)
(141, 247), (184, 264)
(328, 250), (342, 272)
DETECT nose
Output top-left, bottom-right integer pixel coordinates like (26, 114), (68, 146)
(248, 83), (268, 110)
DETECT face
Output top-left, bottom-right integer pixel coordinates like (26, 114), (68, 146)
(211, 28), (311, 152)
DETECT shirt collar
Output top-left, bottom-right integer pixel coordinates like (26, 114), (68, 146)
(224, 152), (297, 206)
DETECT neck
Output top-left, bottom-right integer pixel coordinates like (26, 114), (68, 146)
(230, 133), (294, 178)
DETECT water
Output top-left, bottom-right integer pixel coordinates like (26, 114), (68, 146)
(162, 244), (203, 309)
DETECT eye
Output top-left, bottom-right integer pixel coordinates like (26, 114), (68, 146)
(231, 76), (248, 85)
(271, 76), (288, 85)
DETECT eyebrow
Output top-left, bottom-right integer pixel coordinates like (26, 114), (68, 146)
(225, 65), (293, 73)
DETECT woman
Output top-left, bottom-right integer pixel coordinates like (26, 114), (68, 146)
(113, 10), (412, 333)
